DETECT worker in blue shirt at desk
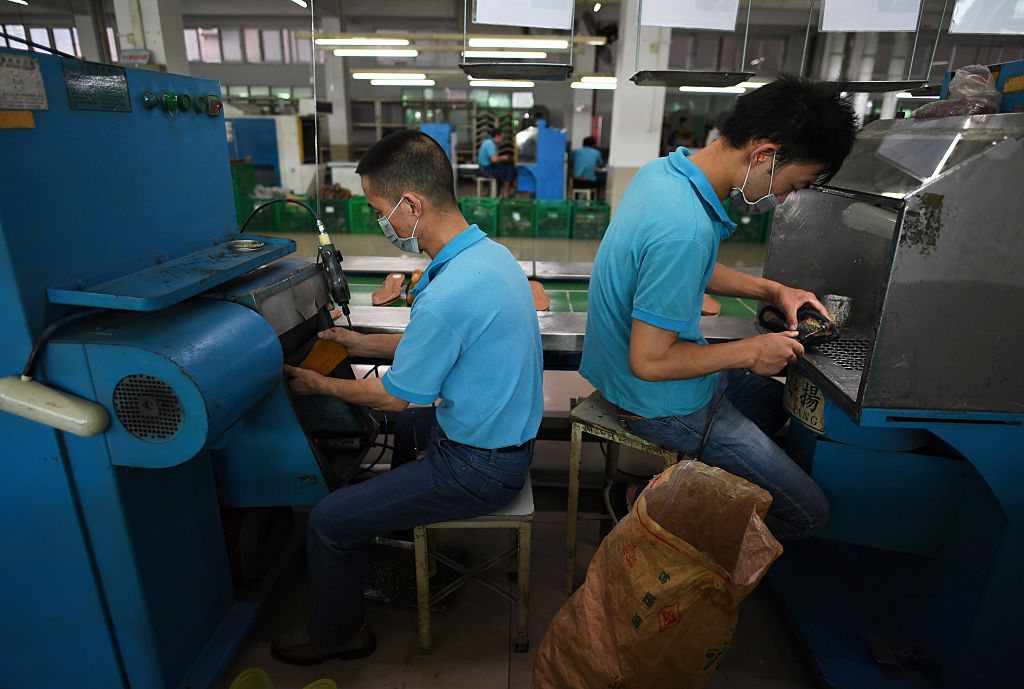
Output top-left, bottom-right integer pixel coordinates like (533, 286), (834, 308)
(571, 136), (605, 195)
(581, 77), (859, 541)
(274, 129), (543, 664)
(478, 128), (517, 197)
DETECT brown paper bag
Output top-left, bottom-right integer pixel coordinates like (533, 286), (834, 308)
(534, 461), (783, 689)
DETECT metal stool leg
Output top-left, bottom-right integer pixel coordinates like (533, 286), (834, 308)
(414, 525), (432, 655)
(515, 520), (532, 652)
(564, 422), (583, 594)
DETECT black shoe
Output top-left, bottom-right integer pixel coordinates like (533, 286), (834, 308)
(271, 622), (376, 665)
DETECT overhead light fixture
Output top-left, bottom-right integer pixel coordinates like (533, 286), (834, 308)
(738, 81), (767, 89)
(895, 92), (940, 99)
(469, 80), (535, 88)
(352, 72), (427, 80)
(571, 81), (615, 90)
(678, 86), (746, 94)
(370, 79), (436, 86)
(581, 75), (617, 84)
(5, 0), (29, 5)
(463, 50), (548, 59)
(290, 0), (307, 8)
(316, 37), (410, 46)
(468, 37), (568, 50)
(593, 2), (602, 11)
(333, 48), (419, 57)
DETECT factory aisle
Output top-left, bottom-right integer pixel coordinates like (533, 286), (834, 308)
(216, 490), (817, 689)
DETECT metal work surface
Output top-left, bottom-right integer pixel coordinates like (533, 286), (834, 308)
(347, 307), (756, 354)
(767, 113), (1024, 416)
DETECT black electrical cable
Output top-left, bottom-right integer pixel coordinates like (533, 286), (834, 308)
(22, 310), (103, 379)
(0, 31), (80, 60)
(240, 197), (321, 234)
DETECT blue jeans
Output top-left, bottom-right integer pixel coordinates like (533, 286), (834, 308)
(480, 161), (516, 183)
(617, 370), (828, 541)
(306, 414), (533, 649)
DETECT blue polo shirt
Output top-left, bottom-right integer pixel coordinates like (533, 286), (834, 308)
(572, 147), (604, 181)
(478, 138), (498, 168)
(382, 225), (543, 448)
(579, 147), (736, 418)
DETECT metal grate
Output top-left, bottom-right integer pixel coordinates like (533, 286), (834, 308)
(112, 375), (183, 442)
(813, 338), (872, 372)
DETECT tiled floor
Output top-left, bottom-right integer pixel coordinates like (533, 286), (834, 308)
(216, 490), (818, 689)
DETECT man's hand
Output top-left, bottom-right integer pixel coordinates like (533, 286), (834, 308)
(319, 327), (365, 356)
(772, 285), (830, 330)
(746, 332), (805, 376)
(283, 364), (326, 395)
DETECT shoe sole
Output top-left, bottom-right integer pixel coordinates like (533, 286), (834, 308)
(271, 638), (377, 666)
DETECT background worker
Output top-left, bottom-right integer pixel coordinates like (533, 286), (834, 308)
(478, 128), (517, 197)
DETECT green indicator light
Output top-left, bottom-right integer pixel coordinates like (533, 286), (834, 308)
(163, 92), (178, 113)
(177, 94), (192, 111)
(195, 97), (207, 112)
(141, 91), (159, 109)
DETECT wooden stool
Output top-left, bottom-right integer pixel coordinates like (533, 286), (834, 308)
(564, 391), (683, 594)
(475, 177), (498, 197)
(572, 187), (595, 201)
(414, 474), (534, 654)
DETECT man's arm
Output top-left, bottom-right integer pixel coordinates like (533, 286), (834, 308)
(320, 328), (401, 359)
(629, 319), (804, 381)
(707, 262), (829, 329)
(284, 366), (410, 412)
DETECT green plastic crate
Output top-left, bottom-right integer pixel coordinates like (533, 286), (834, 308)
(497, 198), (535, 237)
(347, 196), (380, 233)
(279, 196), (317, 233)
(459, 197), (500, 235)
(230, 161), (256, 226)
(533, 200), (572, 238)
(571, 200), (611, 239)
(246, 197), (278, 232)
(319, 199), (348, 233)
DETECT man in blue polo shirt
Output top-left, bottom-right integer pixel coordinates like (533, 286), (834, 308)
(478, 128), (516, 197)
(571, 136), (605, 193)
(581, 77), (858, 540)
(274, 129), (543, 664)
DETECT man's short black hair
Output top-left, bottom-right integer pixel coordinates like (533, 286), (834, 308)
(583, 136), (596, 147)
(355, 129), (457, 210)
(719, 75), (858, 182)
(491, 128), (504, 138)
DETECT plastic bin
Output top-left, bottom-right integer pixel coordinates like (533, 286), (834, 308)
(459, 197), (500, 235)
(498, 198), (535, 237)
(319, 199), (348, 233)
(230, 161), (256, 226)
(279, 197), (317, 233)
(245, 197), (278, 232)
(347, 196), (380, 234)
(571, 200), (611, 240)
(534, 200), (573, 238)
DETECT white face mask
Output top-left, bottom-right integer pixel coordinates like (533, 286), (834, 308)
(378, 198), (421, 254)
(729, 153), (780, 216)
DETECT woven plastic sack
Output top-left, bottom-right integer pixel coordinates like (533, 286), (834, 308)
(534, 461), (783, 689)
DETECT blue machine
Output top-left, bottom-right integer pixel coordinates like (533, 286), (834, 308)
(763, 114), (1024, 688)
(0, 49), (370, 689)
(515, 119), (567, 199)
(419, 122), (455, 162)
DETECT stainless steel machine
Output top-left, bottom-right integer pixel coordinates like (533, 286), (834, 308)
(763, 114), (1024, 689)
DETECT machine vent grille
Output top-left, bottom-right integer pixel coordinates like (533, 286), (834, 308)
(112, 375), (183, 442)
(813, 339), (871, 372)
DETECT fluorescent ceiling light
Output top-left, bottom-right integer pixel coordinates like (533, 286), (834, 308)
(678, 86), (745, 94)
(468, 37), (568, 50)
(6, 0), (29, 5)
(370, 79), (436, 86)
(738, 81), (766, 89)
(316, 37), (410, 46)
(469, 80), (535, 88)
(352, 72), (427, 80)
(593, 3), (602, 12)
(333, 48), (418, 57)
(896, 92), (940, 99)
(463, 50), (548, 59)
(290, 0), (307, 8)
(581, 75), (617, 84)
(571, 81), (615, 90)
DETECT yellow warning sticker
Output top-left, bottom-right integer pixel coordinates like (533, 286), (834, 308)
(0, 111), (34, 128)
(784, 372), (825, 434)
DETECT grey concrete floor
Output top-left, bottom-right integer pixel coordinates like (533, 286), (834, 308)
(215, 491), (818, 689)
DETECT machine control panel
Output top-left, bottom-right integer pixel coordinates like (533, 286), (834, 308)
(140, 90), (222, 116)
